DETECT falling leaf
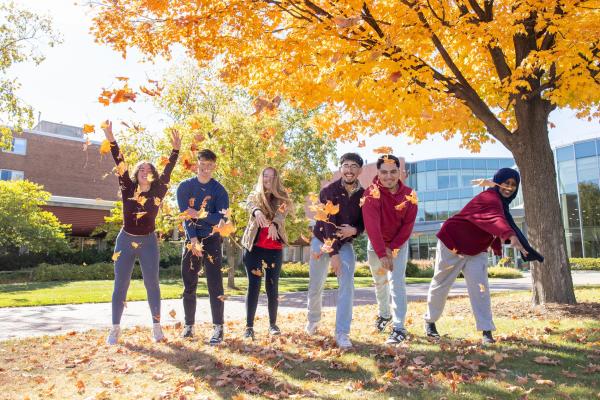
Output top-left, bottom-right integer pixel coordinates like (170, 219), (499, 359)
(371, 185), (380, 199)
(99, 140), (111, 155)
(251, 269), (263, 277)
(391, 248), (400, 258)
(321, 238), (335, 253)
(395, 202), (407, 211)
(116, 161), (127, 177)
(154, 197), (161, 206)
(115, 76), (129, 81)
(169, 309), (176, 319)
(82, 124), (95, 134)
(324, 200), (340, 215)
(131, 242), (139, 249)
(217, 295), (227, 302)
(136, 196), (148, 207)
(382, 155), (397, 165)
(112, 251), (121, 261)
(359, 197), (366, 207)
(219, 208), (232, 219)
(212, 220), (236, 237)
(357, 140), (366, 148)
(135, 211), (147, 220)
(373, 146), (393, 154)
(207, 254), (214, 263)
(479, 283), (486, 293)
(277, 202), (287, 213)
(405, 191), (418, 205)
(159, 156), (169, 167)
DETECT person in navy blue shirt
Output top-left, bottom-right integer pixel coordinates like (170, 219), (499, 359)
(176, 149), (229, 345)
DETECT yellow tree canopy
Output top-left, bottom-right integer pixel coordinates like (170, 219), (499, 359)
(92, 0), (599, 151)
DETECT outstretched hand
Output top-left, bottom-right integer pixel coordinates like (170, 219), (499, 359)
(102, 120), (115, 142)
(170, 128), (181, 150)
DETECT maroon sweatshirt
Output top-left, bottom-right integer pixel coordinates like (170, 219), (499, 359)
(437, 189), (515, 256)
(110, 141), (178, 235)
(362, 177), (418, 259)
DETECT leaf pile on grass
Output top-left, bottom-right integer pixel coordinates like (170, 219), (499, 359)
(1, 288), (599, 399)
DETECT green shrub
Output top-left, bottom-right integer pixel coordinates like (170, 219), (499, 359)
(30, 263), (181, 282)
(487, 266), (523, 279)
(279, 260), (433, 278)
(570, 258), (600, 271)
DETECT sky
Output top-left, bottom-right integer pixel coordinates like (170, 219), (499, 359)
(9, 0), (600, 164)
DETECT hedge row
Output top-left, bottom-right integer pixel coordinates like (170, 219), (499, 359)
(570, 258), (600, 271)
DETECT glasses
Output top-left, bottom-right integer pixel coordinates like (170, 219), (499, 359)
(341, 163), (360, 170)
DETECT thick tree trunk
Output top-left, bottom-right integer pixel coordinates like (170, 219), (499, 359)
(224, 238), (239, 289)
(509, 107), (576, 305)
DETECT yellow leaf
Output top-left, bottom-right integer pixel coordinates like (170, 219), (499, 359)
(405, 191), (418, 205)
(212, 220), (236, 237)
(154, 197), (161, 206)
(324, 200), (340, 215)
(112, 251), (121, 261)
(131, 242), (139, 249)
(479, 283), (486, 293)
(321, 238), (335, 253)
(373, 146), (393, 154)
(116, 161), (127, 177)
(371, 185), (380, 199)
(136, 195), (148, 207)
(82, 124), (95, 134)
(99, 139), (111, 155)
(395, 202), (407, 211)
(135, 211), (147, 220)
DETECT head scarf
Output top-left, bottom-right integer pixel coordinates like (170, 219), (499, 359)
(490, 168), (544, 263)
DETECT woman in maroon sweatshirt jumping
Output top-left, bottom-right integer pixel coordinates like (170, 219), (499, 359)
(424, 167), (543, 344)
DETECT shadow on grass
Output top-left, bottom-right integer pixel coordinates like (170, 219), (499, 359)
(124, 337), (339, 399)
(0, 281), (72, 293)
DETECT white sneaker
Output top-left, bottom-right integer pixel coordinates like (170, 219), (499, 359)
(152, 324), (165, 342)
(336, 333), (353, 349)
(106, 326), (120, 345)
(305, 321), (319, 335)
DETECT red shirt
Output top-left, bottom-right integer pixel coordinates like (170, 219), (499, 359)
(255, 227), (283, 250)
(437, 189), (515, 256)
(361, 177), (418, 259)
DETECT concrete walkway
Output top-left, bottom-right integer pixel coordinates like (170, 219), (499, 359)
(1, 271), (599, 341)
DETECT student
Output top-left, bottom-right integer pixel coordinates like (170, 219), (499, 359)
(362, 154), (418, 345)
(306, 153), (365, 350)
(241, 167), (292, 339)
(424, 168), (543, 344)
(176, 149), (229, 345)
(103, 121), (180, 345)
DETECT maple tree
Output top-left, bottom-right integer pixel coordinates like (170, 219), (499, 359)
(92, 0), (600, 304)
(0, 2), (61, 148)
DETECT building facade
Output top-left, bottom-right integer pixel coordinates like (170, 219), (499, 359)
(0, 121), (118, 239)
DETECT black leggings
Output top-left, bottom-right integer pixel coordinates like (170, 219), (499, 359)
(243, 246), (283, 327)
(181, 235), (224, 325)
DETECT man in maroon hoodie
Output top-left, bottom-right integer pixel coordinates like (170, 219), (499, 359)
(362, 154), (418, 345)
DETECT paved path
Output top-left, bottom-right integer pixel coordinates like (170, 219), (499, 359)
(1, 271), (599, 341)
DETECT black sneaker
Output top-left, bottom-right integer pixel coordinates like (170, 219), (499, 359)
(482, 330), (496, 344)
(385, 328), (408, 345)
(243, 327), (255, 340)
(269, 325), (281, 336)
(209, 324), (224, 345)
(425, 322), (440, 338)
(181, 325), (194, 338)
(375, 316), (392, 332)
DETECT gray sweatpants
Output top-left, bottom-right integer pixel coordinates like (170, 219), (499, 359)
(111, 229), (161, 325)
(424, 240), (495, 331)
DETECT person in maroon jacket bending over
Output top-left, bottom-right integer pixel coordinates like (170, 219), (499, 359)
(102, 121), (180, 345)
(424, 167), (543, 344)
(362, 154), (418, 345)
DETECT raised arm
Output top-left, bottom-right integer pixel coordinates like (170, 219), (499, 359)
(159, 128), (181, 184)
(102, 120), (132, 186)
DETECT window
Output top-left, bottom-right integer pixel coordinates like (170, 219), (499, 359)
(486, 159), (499, 170)
(3, 138), (26, 155)
(576, 157), (599, 183)
(448, 159), (461, 169)
(0, 169), (24, 181)
(425, 160), (436, 171)
(558, 160), (578, 193)
(575, 140), (597, 159)
(556, 146), (574, 162)
(436, 159), (448, 170)
(472, 159), (487, 169)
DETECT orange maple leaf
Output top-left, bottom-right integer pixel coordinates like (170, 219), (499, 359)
(212, 220), (236, 237)
(373, 146), (393, 154)
(82, 124), (95, 134)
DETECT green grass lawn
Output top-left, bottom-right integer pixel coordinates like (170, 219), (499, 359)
(0, 277), (432, 307)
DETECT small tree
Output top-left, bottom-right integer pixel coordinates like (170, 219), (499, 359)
(0, 180), (70, 254)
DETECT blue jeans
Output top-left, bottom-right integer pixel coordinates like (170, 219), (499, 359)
(367, 241), (409, 330)
(306, 237), (356, 335)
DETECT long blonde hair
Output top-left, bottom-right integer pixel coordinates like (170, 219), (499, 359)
(251, 167), (291, 220)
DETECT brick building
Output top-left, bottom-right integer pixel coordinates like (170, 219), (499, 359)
(0, 121), (118, 240)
